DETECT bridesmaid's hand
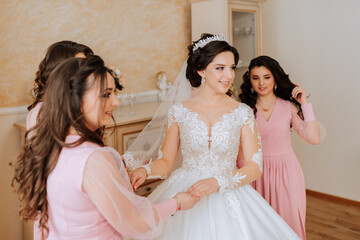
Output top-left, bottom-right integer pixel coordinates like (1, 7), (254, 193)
(292, 84), (308, 105)
(128, 168), (147, 191)
(120, 155), (129, 171)
(173, 192), (200, 210)
(187, 178), (220, 197)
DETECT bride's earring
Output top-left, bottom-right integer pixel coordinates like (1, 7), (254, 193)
(201, 77), (205, 85)
(251, 87), (254, 93)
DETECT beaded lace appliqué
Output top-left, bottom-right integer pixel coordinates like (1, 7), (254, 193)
(166, 103), (262, 190)
(162, 103), (264, 226)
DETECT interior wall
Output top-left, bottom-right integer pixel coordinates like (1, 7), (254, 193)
(0, 0), (191, 108)
(262, 0), (360, 201)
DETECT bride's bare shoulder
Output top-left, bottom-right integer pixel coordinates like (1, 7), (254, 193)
(182, 97), (198, 109)
(225, 95), (241, 108)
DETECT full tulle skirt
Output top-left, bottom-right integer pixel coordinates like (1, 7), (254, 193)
(148, 168), (300, 240)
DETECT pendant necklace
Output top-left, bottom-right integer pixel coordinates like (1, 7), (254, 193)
(258, 99), (276, 112)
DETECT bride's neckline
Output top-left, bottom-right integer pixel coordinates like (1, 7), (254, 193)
(179, 103), (241, 150)
(180, 103), (241, 130)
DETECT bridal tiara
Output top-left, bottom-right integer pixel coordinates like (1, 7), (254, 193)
(192, 33), (228, 52)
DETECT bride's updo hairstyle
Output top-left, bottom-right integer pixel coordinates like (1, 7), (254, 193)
(186, 33), (239, 88)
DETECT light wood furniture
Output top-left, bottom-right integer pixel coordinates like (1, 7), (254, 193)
(14, 101), (163, 240)
(190, 0), (265, 98)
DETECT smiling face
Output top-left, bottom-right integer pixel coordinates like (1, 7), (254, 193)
(198, 51), (236, 94)
(81, 72), (120, 131)
(250, 66), (276, 97)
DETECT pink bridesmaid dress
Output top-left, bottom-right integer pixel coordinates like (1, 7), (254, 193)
(26, 102), (42, 130)
(246, 98), (318, 240)
(34, 135), (177, 240)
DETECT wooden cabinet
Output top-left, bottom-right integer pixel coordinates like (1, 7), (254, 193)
(115, 120), (150, 155)
(190, 0), (265, 98)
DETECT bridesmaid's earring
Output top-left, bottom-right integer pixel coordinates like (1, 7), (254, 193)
(251, 88), (254, 93)
(274, 84), (277, 91)
(201, 77), (205, 85)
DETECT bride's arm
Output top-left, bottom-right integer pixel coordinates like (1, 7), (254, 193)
(144, 121), (180, 177)
(210, 117), (262, 194)
(230, 120), (262, 186)
(129, 122), (180, 190)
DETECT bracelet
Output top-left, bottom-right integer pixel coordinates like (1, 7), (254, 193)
(142, 164), (151, 177)
(136, 163), (166, 180)
(173, 197), (181, 211)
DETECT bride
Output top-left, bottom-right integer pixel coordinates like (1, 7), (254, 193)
(125, 33), (300, 240)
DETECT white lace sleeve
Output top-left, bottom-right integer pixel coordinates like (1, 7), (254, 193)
(167, 104), (178, 129)
(215, 106), (262, 193)
(126, 104), (181, 180)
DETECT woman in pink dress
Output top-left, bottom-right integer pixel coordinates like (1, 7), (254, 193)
(26, 40), (94, 130)
(12, 55), (199, 239)
(238, 55), (321, 240)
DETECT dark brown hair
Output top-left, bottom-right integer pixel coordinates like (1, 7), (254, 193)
(28, 40), (94, 111)
(11, 55), (108, 236)
(239, 55), (303, 119)
(186, 33), (239, 90)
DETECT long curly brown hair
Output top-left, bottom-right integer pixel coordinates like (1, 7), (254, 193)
(11, 55), (109, 237)
(239, 55), (303, 119)
(28, 41), (94, 111)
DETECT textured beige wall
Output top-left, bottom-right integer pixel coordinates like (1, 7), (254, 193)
(0, 0), (191, 108)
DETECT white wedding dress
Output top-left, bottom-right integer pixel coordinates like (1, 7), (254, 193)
(147, 103), (300, 240)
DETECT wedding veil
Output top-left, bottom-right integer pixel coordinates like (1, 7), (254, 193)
(123, 62), (192, 172)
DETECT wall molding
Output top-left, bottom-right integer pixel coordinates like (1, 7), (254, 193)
(117, 90), (160, 106)
(0, 105), (27, 117)
(306, 189), (360, 207)
(0, 90), (161, 116)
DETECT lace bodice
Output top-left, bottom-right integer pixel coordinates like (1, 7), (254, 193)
(168, 103), (261, 183)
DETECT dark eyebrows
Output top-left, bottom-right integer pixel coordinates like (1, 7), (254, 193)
(102, 87), (113, 93)
(213, 63), (236, 67)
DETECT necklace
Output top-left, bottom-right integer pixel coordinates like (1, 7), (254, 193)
(257, 99), (276, 112)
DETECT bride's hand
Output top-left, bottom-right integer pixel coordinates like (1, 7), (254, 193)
(173, 192), (200, 210)
(186, 178), (220, 197)
(128, 168), (147, 191)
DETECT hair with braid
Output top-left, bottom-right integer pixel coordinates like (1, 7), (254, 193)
(239, 55), (303, 119)
(11, 55), (109, 237)
(28, 40), (93, 111)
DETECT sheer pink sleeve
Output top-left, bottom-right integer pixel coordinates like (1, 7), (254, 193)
(291, 103), (323, 144)
(33, 218), (42, 240)
(82, 149), (177, 239)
